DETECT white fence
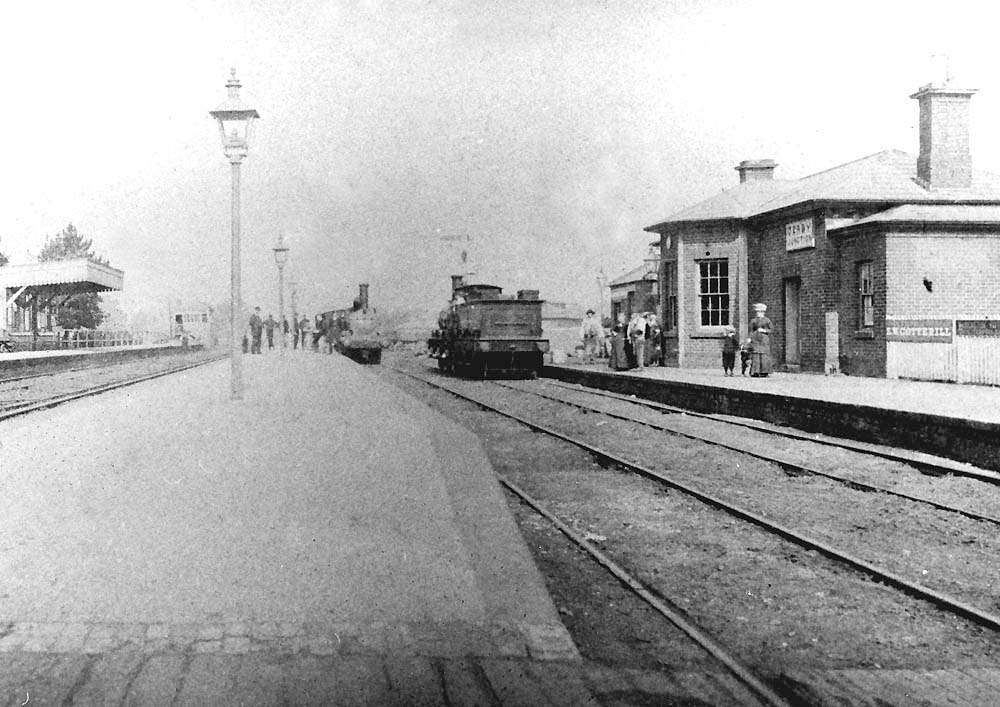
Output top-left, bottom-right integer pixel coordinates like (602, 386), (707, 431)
(887, 336), (1000, 386)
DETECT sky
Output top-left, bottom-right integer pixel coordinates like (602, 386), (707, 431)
(1, 0), (999, 326)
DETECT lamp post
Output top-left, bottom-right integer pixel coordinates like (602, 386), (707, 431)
(272, 234), (289, 352)
(596, 268), (608, 323)
(210, 68), (260, 401)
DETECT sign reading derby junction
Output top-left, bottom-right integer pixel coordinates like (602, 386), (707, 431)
(885, 319), (953, 343)
(785, 218), (815, 251)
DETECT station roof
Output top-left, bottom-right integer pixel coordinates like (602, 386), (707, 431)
(828, 204), (1000, 235)
(1, 259), (124, 297)
(645, 150), (1000, 231)
(610, 264), (656, 288)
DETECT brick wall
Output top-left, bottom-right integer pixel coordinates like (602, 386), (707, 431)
(750, 208), (837, 373)
(836, 229), (887, 377)
(679, 223), (742, 368)
(886, 232), (1000, 316)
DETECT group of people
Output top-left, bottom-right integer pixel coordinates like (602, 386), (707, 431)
(605, 311), (663, 371)
(582, 301), (774, 377)
(721, 303), (773, 377)
(244, 307), (336, 354)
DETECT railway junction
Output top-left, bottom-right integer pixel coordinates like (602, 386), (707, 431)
(1, 347), (999, 705)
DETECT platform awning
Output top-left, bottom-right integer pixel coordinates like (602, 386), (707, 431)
(1, 259), (124, 302)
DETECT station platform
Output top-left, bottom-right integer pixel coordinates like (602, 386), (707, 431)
(0, 343), (193, 376)
(548, 358), (1000, 473)
(0, 351), (593, 705)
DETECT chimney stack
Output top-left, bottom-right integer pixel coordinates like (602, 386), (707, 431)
(358, 283), (369, 310)
(910, 83), (978, 189)
(735, 159), (777, 184)
(450, 275), (465, 292)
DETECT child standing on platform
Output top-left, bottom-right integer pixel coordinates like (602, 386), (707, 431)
(740, 338), (753, 376)
(721, 326), (738, 376)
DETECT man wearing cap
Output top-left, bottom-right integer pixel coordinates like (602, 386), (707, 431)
(749, 303), (773, 376)
(248, 307), (264, 355)
(580, 309), (602, 363)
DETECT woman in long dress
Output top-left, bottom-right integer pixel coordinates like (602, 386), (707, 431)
(749, 303), (773, 377)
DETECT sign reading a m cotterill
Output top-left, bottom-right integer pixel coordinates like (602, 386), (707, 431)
(885, 319), (953, 343)
(785, 218), (814, 251)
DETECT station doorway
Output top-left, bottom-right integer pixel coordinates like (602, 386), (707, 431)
(783, 278), (801, 366)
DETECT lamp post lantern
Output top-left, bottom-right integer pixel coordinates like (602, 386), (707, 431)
(273, 233), (289, 352)
(210, 68), (260, 400)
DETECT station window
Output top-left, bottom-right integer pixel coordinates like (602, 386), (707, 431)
(698, 259), (729, 327)
(858, 261), (874, 328)
(663, 261), (678, 331)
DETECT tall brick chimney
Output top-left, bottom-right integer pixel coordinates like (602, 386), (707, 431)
(735, 159), (777, 184)
(358, 283), (369, 310)
(911, 83), (978, 189)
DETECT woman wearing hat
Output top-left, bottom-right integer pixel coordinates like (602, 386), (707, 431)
(749, 303), (773, 377)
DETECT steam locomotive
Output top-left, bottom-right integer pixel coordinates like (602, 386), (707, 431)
(428, 275), (549, 378)
(322, 283), (384, 365)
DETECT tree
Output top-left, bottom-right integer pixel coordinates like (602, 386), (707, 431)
(38, 224), (108, 329)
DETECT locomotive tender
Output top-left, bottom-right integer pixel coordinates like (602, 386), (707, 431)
(322, 283), (383, 365)
(428, 275), (549, 378)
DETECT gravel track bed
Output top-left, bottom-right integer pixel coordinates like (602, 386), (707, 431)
(529, 380), (1000, 521)
(383, 357), (1000, 679)
(0, 350), (222, 408)
(488, 378), (1000, 616)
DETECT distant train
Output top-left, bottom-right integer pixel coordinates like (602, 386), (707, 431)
(428, 275), (549, 378)
(172, 308), (213, 346)
(321, 284), (384, 364)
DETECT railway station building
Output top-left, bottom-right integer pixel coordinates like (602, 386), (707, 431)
(644, 82), (1000, 384)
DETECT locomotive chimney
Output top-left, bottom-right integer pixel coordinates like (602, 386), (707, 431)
(451, 275), (465, 292)
(358, 283), (369, 310)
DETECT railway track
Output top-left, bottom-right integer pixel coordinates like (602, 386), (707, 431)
(541, 378), (1000, 484)
(386, 363), (1000, 705)
(494, 379), (1000, 527)
(0, 354), (226, 422)
(392, 365), (1000, 632)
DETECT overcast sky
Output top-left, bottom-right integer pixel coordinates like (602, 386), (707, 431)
(1, 0), (998, 322)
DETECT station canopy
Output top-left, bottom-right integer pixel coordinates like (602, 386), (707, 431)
(2, 259), (124, 306)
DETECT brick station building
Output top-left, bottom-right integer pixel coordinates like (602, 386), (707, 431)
(644, 82), (1000, 384)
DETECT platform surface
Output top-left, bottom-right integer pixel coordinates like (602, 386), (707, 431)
(560, 358), (1000, 424)
(0, 351), (590, 705)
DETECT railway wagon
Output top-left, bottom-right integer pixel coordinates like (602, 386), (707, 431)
(322, 283), (383, 364)
(428, 275), (549, 378)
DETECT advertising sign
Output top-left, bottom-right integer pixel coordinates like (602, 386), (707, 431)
(956, 319), (1000, 337)
(885, 319), (953, 343)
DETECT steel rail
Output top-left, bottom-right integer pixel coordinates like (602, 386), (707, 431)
(543, 379), (999, 484)
(392, 367), (1000, 634)
(499, 474), (792, 707)
(496, 381), (1000, 528)
(0, 355), (226, 423)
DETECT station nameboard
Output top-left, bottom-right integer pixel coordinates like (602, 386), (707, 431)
(956, 319), (1000, 337)
(885, 319), (953, 343)
(785, 219), (815, 251)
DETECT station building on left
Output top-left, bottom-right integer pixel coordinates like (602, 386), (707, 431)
(1, 258), (124, 345)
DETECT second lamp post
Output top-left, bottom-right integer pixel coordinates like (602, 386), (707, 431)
(273, 234), (289, 352)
